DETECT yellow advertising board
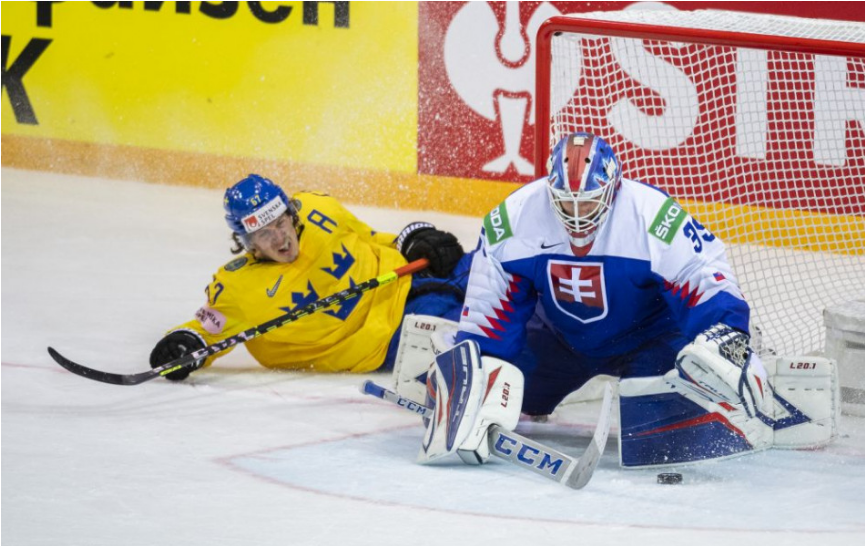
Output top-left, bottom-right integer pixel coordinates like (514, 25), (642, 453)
(2, 2), (418, 174)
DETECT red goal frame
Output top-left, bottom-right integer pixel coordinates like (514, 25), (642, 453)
(534, 14), (865, 178)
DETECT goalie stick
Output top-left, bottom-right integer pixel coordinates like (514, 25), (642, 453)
(47, 259), (429, 386)
(360, 379), (613, 490)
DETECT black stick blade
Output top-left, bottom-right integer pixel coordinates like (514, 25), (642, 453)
(47, 347), (159, 386)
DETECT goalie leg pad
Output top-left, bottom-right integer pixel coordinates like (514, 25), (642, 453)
(392, 314), (458, 406)
(418, 340), (485, 464)
(619, 375), (772, 468)
(456, 356), (524, 465)
(417, 341), (524, 465)
(767, 357), (839, 449)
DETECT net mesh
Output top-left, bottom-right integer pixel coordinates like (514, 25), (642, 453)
(561, 9), (865, 43)
(544, 10), (865, 357)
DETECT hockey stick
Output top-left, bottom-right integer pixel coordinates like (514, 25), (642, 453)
(360, 380), (613, 490)
(47, 259), (429, 386)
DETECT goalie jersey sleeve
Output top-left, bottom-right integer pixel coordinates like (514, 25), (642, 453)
(456, 179), (750, 362)
(165, 192), (411, 373)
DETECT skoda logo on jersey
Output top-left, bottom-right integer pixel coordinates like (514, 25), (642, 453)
(547, 260), (608, 323)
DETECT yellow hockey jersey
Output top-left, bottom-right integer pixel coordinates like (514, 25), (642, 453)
(168, 192), (412, 373)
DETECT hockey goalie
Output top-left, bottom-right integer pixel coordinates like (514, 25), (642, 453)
(391, 132), (839, 468)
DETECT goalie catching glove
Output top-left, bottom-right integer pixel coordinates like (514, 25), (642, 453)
(667, 323), (768, 417)
(418, 339), (523, 464)
(396, 222), (464, 278)
(149, 329), (206, 381)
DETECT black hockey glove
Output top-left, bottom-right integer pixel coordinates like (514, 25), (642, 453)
(397, 222), (465, 278)
(149, 330), (206, 381)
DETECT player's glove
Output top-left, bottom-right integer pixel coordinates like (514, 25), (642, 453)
(670, 323), (768, 417)
(149, 330), (206, 381)
(397, 222), (464, 278)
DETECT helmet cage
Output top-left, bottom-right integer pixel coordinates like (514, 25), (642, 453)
(546, 133), (621, 247)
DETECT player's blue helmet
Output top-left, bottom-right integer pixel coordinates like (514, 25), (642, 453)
(547, 132), (622, 248)
(224, 174), (295, 249)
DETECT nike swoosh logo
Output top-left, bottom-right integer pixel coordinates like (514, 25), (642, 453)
(540, 242), (563, 249)
(266, 275), (283, 298)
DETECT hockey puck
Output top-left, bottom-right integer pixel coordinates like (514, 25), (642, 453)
(657, 472), (683, 484)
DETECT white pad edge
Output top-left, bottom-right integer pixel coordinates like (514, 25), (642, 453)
(768, 356), (839, 449)
(392, 314), (458, 406)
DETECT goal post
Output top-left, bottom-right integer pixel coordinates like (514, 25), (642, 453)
(534, 10), (865, 359)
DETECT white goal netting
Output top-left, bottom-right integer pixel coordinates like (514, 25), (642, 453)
(541, 10), (865, 357)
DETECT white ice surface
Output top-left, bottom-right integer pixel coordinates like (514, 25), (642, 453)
(2, 168), (865, 546)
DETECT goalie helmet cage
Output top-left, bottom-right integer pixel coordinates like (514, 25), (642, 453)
(535, 9), (865, 358)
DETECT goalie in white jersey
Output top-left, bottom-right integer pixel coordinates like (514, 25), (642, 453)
(402, 132), (838, 468)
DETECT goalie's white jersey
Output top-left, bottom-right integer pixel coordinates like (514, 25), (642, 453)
(455, 178), (751, 361)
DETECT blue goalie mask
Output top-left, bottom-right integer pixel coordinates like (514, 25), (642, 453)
(224, 174), (295, 250)
(546, 132), (622, 249)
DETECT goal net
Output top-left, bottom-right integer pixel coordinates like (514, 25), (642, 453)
(535, 9), (865, 358)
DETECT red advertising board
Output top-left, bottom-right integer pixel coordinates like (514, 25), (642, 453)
(418, 2), (865, 185)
